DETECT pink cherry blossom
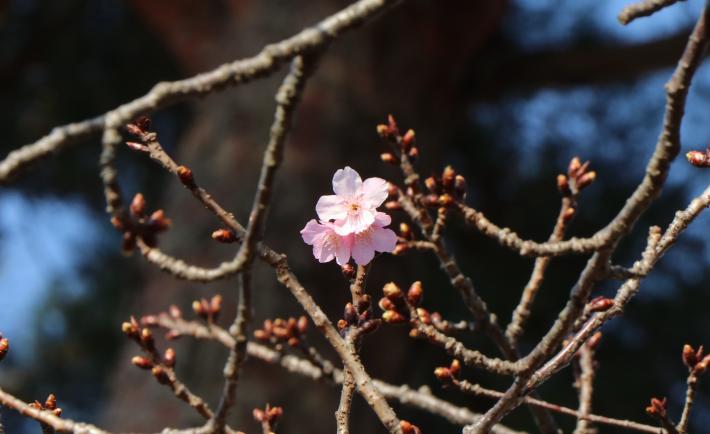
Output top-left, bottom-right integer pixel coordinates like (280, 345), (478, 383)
(300, 219), (353, 265)
(315, 166), (389, 235)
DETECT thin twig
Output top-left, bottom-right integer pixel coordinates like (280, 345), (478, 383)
(619, 0), (685, 25)
(573, 344), (597, 434)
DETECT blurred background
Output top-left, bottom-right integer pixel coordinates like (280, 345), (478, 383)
(0, 0), (709, 433)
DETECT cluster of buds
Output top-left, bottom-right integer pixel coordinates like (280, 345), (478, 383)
(378, 281), (423, 325)
(421, 165), (467, 207)
(557, 157), (596, 198)
(686, 146), (710, 168)
(111, 192), (172, 253)
(253, 404), (283, 429)
(682, 344), (710, 375)
(122, 316), (176, 384)
(254, 316), (309, 348)
(645, 396), (668, 418)
(400, 420), (423, 434)
(377, 115), (419, 163)
(433, 359), (462, 384)
(192, 294), (223, 324)
(336, 299), (380, 337)
(0, 334), (8, 362)
(141, 305), (183, 341)
(29, 393), (62, 417)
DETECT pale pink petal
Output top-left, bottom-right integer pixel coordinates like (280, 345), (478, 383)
(361, 177), (389, 208)
(333, 209), (375, 236)
(351, 236), (375, 265)
(373, 211), (391, 228)
(316, 195), (347, 221)
(316, 243), (335, 263)
(370, 227), (397, 253)
(334, 234), (353, 265)
(300, 219), (326, 244)
(332, 166), (362, 198)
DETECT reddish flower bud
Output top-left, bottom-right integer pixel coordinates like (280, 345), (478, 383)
(0, 338), (9, 362)
(344, 303), (358, 324)
(149, 209), (171, 232)
(402, 129), (416, 149)
(683, 344), (697, 368)
(686, 150), (710, 167)
(287, 337), (300, 347)
(408, 147), (419, 161)
(407, 281), (423, 306)
(563, 207), (576, 221)
(434, 367), (452, 381)
(425, 176), (438, 194)
(380, 152), (398, 165)
(383, 282), (403, 300)
(152, 366), (170, 384)
(169, 304), (182, 319)
(442, 166), (456, 190)
(454, 174), (467, 199)
(378, 297), (396, 312)
(438, 194), (455, 207)
(193, 300), (208, 319)
(576, 171), (596, 189)
(140, 328), (154, 350)
(297, 316), (309, 334)
(341, 263), (356, 279)
(121, 321), (138, 338)
(588, 296), (614, 313)
(131, 356), (154, 369)
(399, 223), (412, 240)
(587, 331), (603, 350)
(44, 394), (57, 410)
(210, 294), (223, 317)
(382, 310), (407, 324)
(557, 174), (570, 196)
(568, 157), (582, 178)
(416, 308), (432, 325)
(176, 165), (195, 187)
(130, 193), (146, 217)
(164, 348), (176, 367)
(400, 420), (421, 434)
(385, 200), (402, 210)
(450, 359), (461, 376)
(212, 228), (237, 243)
(337, 319), (348, 330)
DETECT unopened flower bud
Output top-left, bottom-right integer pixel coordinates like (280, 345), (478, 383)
(44, 394), (57, 410)
(438, 194), (455, 207)
(434, 367), (452, 381)
(563, 207), (576, 221)
(176, 165), (195, 187)
(288, 337), (300, 347)
(212, 228), (237, 243)
(193, 300), (208, 319)
(169, 304), (182, 319)
(450, 359), (461, 376)
(686, 150), (710, 167)
(408, 147), (419, 161)
(416, 308), (431, 325)
(130, 193), (146, 216)
(442, 166), (456, 190)
(149, 209), (171, 232)
(254, 329), (269, 341)
(454, 174), (466, 199)
(382, 310), (407, 324)
(402, 129), (416, 150)
(568, 157), (582, 178)
(385, 200), (402, 210)
(380, 153), (398, 165)
(383, 282), (403, 300)
(400, 420), (421, 434)
(576, 171), (596, 189)
(393, 243), (409, 256)
(407, 281), (423, 306)
(587, 331), (603, 350)
(588, 296), (614, 313)
(378, 297), (396, 311)
(140, 328), (154, 349)
(164, 348), (176, 367)
(0, 338), (8, 362)
(683, 344), (697, 368)
(341, 263), (356, 279)
(122, 321), (138, 338)
(557, 174), (570, 196)
(337, 319), (348, 330)
(425, 176), (438, 194)
(132, 356), (154, 369)
(152, 366), (170, 384)
(210, 294), (222, 317)
(297, 316), (309, 334)
(344, 303), (358, 324)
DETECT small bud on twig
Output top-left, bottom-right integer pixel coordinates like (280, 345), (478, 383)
(132, 356), (154, 370)
(212, 228), (237, 243)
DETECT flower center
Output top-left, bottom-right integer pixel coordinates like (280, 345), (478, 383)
(349, 203), (360, 212)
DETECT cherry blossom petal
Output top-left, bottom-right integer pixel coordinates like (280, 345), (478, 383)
(300, 219), (326, 244)
(373, 211), (391, 228)
(334, 234), (353, 265)
(351, 236), (375, 265)
(316, 195), (347, 221)
(370, 227), (397, 253)
(332, 166), (362, 198)
(361, 177), (389, 208)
